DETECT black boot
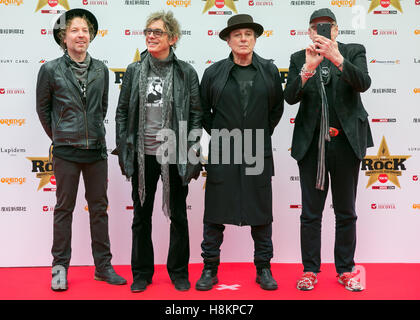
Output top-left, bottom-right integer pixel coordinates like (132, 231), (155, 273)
(195, 258), (219, 291)
(256, 268), (278, 290)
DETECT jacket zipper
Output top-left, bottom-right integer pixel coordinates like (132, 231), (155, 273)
(81, 83), (89, 149)
(83, 109), (89, 149)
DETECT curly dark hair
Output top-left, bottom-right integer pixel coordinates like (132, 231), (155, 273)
(57, 15), (95, 50)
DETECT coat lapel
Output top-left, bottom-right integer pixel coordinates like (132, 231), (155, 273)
(59, 57), (83, 106)
(87, 59), (101, 86)
(330, 42), (346, 106)
(173, 64), (184, 122)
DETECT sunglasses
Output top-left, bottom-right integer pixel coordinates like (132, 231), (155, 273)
(143, 28), (168, 37)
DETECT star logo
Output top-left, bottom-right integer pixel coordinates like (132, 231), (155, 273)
(368, 0), (403, 13)
(362, 136), (411, 188)
(202, 0), (238, 14)
(26, 156), (54, 191)
(109, 49), (141, 89)
(35, 0), (70, 12)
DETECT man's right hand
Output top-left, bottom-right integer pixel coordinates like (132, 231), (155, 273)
(305, 43), (323, 71)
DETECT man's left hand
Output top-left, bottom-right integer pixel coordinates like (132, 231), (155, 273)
(313, 35), (344, 67)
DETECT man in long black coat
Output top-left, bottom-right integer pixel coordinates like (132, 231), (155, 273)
(284, 8), (373, 292)
(195, 14), (284, 291)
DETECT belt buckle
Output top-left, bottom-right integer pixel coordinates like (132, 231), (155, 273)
(329, 127), (339, 137)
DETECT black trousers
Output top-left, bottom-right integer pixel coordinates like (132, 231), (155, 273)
(51, 157), (112, 271)
(200, 222), (273, 272)
(131, 155), (189, 282)
(298, 133), (361, 274)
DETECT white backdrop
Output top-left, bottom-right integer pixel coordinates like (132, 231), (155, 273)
(1, 0), (419, 268)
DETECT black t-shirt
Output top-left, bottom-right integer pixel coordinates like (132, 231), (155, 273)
(53, 145), (106, 163)
(319, 59), (341, 130)
(231, 63), (257, 117)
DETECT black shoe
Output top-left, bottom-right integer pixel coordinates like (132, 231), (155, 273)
(131, 279), (152, 292)
(256, 268), (278, 290)
(94, 266), (127, 285)
(195, 269), (218, 291)
(51, 265), (68, 292)
(172, 278), (191, 291)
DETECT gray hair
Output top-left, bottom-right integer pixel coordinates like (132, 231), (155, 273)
(145, 10), (181, 49)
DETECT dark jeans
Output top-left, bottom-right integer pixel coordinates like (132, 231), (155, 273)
(51, 157), (112, 271)
(200, 222), (273, 272)
(131, 155), (189, 282)
(298, 133), (360, 274)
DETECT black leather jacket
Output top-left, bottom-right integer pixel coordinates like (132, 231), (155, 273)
(114, 50), (202, 184)
(36, 54), (109, 149)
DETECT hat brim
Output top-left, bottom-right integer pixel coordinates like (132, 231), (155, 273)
(53, 8), (98, 46)
(219, 22), (264, 41)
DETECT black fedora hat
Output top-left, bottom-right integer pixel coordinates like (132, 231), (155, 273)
(219, 14), (264, 41)
(53, 8), (98, 46)
(309, 8), (337, 24)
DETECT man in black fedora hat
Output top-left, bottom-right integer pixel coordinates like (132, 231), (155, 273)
(195, 14), (284, 291)
(36, 8), (126, 291)
(284, 8), (372, 291)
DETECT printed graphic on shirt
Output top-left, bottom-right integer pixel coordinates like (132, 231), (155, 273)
(146, 77), (164, 106)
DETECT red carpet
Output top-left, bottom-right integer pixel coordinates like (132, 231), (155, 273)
(0, 263), (418, 300)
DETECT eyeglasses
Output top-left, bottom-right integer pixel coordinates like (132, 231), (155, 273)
(143, 28), (168, 37)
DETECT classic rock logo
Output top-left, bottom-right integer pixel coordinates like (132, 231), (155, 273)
(109, 49), (141, 89)
(361, 136), (411, 189)
(368, 0), (403, 14)
(35, 0), (69, 13)
(202, 0), (238, 14)
(26, 156), (55, 191)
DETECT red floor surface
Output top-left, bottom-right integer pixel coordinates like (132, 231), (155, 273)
(0, 263), (419, 300)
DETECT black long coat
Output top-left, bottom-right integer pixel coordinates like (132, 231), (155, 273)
(201, 52), (284, 226)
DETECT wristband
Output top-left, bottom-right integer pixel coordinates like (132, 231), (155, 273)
(299, 64), (316, 79)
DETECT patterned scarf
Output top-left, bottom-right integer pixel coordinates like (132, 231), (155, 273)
(137, 50), (174, 218)
(316, 65), (331, 191)
(64, 50), (91, 99)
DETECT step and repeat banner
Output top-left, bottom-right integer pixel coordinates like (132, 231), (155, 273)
(1, 0), (419, 267)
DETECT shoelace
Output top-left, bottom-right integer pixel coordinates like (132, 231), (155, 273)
(298, 272), (317, 288)
(339, 273), (362, 289)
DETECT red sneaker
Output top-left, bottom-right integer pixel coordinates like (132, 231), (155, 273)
(337, 272), (364, 292)
(296, 272), (317, 291)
